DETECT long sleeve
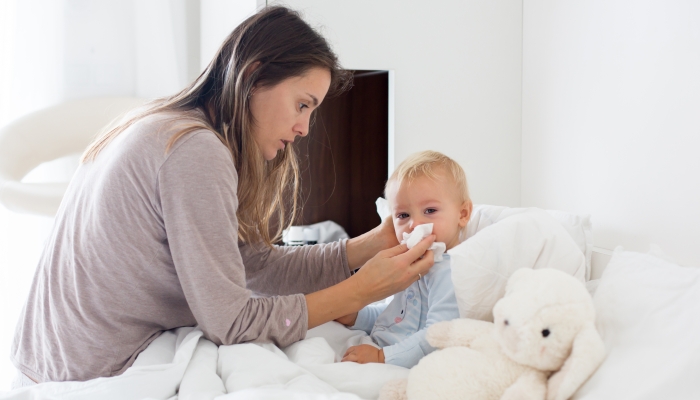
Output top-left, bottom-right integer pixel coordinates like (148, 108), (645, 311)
(240, 240), (351, 296)
(382, 263), (460, 368)
(350, 303), (389, 335)
(158, 130), (307, 347)
(12, 112), (327, 383)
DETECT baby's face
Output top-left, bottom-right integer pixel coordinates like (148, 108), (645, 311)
(386, 171), (471, 250)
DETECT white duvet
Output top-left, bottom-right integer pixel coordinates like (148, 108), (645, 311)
(0, 206), (588, 400)
(1, 323), (408, 400)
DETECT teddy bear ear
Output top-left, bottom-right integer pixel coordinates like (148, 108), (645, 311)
(505, 268), (534, 294)
(546, 322), (606, 400)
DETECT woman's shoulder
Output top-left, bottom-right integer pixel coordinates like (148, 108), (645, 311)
(87, 109), (234, 188)
(137, 109), (220, 142)
(126, 110), (229, 163)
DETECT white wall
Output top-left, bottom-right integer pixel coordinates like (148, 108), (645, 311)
(0, 0), (65, 124)
(522, 0), (700, 266)
(263, 0), (523, 206)
(133, 0), (201, 98)
(200, 0), (257, 71)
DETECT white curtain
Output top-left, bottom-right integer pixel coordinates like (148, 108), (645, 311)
(0, 0), (200, 390)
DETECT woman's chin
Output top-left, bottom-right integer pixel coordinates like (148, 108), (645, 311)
(263, 149), (279, 161)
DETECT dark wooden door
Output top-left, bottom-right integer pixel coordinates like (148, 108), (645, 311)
(294, 70), (389, 238)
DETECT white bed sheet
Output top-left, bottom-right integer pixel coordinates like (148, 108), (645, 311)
(0, 323), (407, 400)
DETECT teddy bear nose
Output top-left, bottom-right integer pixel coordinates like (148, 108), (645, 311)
(503, 319), (509, 326)
(542, 329), (550, 337)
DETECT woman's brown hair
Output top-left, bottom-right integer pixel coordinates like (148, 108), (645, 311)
(82, 6), (352, 247)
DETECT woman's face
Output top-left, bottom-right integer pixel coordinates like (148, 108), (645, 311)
(249, 67), (332, 160)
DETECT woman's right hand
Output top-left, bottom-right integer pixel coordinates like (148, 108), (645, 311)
(350, 235), (436, 304)
(305, 235), (435, 329)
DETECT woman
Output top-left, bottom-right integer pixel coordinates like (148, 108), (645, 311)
(10, 6), (435, 387)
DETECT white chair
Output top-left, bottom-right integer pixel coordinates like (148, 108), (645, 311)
(0, 96), (146, 216)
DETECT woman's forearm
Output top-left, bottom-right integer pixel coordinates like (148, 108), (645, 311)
(305, 277), (366, 329)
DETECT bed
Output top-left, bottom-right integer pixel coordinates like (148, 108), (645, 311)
(3, 203), (698, 400)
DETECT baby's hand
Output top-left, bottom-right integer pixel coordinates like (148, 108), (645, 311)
(342, 345), (385, 364)
(335, 312), (358, 326)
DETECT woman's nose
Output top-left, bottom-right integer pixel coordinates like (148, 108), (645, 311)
(295, 115), (310, 137)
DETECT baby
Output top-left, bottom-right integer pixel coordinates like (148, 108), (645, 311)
(339, 150), (472, 368)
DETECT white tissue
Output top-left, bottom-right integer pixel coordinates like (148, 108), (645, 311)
(400, 223), (446, 262)
(375, 198), (446, 263)
(376, 197), (391, 221)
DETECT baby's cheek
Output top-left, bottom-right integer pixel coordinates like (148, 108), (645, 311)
(394, 222), (405, 244)
(431, 221), (451, 243)
(395, 230), (406, 244)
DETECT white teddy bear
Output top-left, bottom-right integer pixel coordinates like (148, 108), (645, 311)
(379, 268), (606, 400)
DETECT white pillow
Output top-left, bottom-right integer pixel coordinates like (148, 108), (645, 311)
(573, 249), (700, 400)
(449, 208), (586, 321)
(377, 199), (593, 279)
(466, 204), (593, 280)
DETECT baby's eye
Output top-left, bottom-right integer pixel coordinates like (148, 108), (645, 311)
(396, 213), (409, 219)
(424, 208), (437, 215)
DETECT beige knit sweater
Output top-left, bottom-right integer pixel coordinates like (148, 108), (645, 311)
(11, 111), (350, 383)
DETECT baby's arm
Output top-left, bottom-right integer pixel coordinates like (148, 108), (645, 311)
(346, 302), (389, 335)
(382, 265), (460, 368)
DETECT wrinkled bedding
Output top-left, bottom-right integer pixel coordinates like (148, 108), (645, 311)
(1, 323), (407, 400)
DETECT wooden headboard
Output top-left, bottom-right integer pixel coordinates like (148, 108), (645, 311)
(294, 70), (389, 238)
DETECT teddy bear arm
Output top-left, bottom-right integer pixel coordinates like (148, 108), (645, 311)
(426, 319), (493, 349)
(547, 323), (606, 400)
(500, 370), (548, 400)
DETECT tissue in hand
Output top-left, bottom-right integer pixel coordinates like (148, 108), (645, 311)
(401, 223), (446, 262)
(375, 197), (391, 221)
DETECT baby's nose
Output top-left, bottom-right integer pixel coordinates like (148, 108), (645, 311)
(409, 218), (424, 230)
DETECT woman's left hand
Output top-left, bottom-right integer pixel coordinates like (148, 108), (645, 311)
(346, 217), (399, 270)
(376, 216), (399, 246)
(342, 345), (385, 364)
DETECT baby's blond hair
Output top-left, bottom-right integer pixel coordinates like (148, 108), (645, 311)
(386, 150), (470, 203)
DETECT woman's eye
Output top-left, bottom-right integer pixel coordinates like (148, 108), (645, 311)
(425, 208), (437, 214)
(397, 213), (409, 219)
(299, 103), (309, 111)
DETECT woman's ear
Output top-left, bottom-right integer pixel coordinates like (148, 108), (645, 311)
(458, 200), (473, 228)
(243, 61), (262, 92)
